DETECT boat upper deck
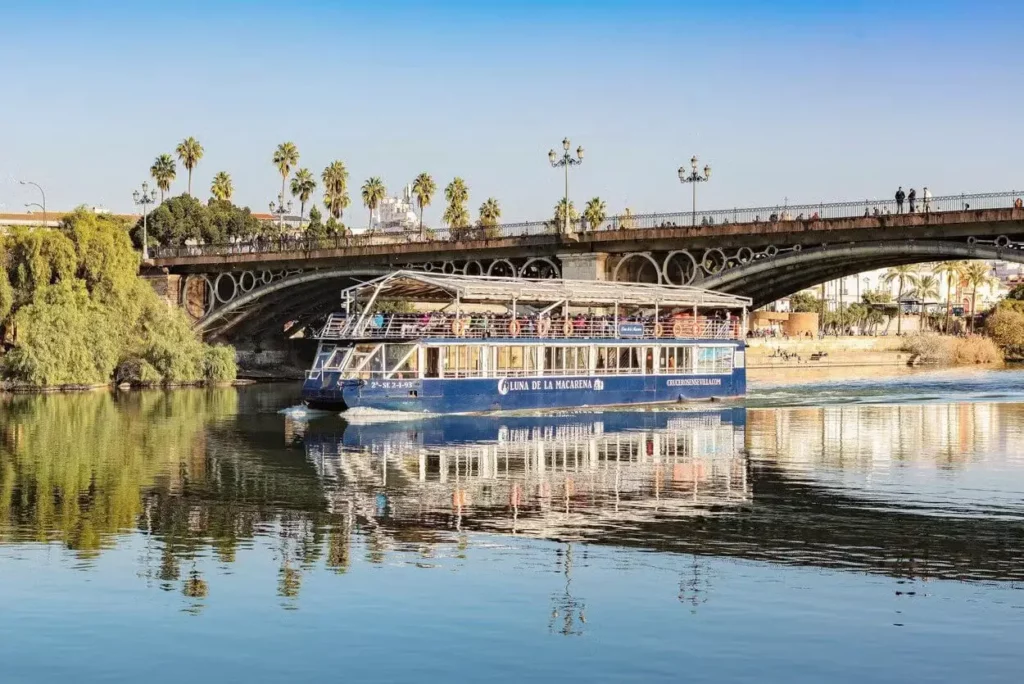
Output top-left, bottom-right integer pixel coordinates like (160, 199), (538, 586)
(318, 271), (751, 342)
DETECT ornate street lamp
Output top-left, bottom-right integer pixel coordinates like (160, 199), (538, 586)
(548, 137), (584, 234)
(269, 193), (292, 232)
(677, 155), (712, 227)
(132, 181), (158, 261)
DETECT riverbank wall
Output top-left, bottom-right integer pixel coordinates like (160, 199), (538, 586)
(745, 336), (911, 369)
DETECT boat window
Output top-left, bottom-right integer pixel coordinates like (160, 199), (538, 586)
(660, 346), (694, 374)
(617, 347), (642, 374)
(443, 345), (483, 378)
(497, 345), (533, 377)
(385, 343), (419, 379)
(596, 347), (616, 373)
(425, 347), (440, 378)
(543, 347), (563, 375)
(696, 346), (733, 374)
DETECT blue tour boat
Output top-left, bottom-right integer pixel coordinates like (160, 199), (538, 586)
(301, 271), (751, 413)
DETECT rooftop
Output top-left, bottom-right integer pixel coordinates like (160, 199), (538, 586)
(342, 270), (752, 309)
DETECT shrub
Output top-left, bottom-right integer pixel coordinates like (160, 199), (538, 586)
(900, 334), (1002, 365)
(204, 345), (237, 383)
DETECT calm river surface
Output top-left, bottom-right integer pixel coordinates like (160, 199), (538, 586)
(2, 369), (1024, 683)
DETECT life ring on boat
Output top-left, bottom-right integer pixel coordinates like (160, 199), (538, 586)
(451, 317), (468, 337)
(654, 322), (665, 338)
(672, 320), (685, 338)
(508, 319), (521, 337)
(563, 319), (574, 337)
(538, 318), (552, 337)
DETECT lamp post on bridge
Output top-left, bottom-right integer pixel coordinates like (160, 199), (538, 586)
(270, 193), (292, 233)
(132, 181), (157, 261)
(678, 156), (711, 227)
(19, 180), (46, 227)
(548, 138), (584, 235)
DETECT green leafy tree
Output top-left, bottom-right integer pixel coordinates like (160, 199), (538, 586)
(150, 154), (176, 202)
(175, 137), (204, 196)
(583, 197), (606, 231)
(321, 161), (350, 220)
(443, 177), (470, 238)
(412, 172), (436, 235)
(964, 261), (997, 332)
(306, 206), (326, 241)
(210, 172), (233, 201)
(325, 216), (345, 237)
(290, 168), (317, 222)
(933, 261), (967, 334)
(361, 177), (386, 232)
(881, 265), (920, 334)
(206, 199), (261, 242)
(987, 306), (1024, 351)
(788, 291), (821, 312)
(272, 142), (300, 213)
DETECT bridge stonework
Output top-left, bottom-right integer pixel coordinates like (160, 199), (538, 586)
(151, 203), (1024, 341)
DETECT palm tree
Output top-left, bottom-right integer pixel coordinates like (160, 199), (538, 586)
(272, 142), (300, 211)
(321, 161), (350, 220)
(963, 262), (997, 333)
(478, 198), (501, 226)
(583, 197), (606, 231)
(175, 137), (204, 196)
(290, 168), (317, 222)
(150, 154), (176, 202)
(913, 274), (941, 330)
(412, 172), (436, 235)
(361, 177), (386, 231)
(443, 178), (470, 235)
(933, 261), (967, 334)
(553, 198), (578, 229)
(210, 171), (233, 202)
(881, 265), (920, 335)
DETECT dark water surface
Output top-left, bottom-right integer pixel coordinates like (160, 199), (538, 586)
(2, 372), (1023, 683)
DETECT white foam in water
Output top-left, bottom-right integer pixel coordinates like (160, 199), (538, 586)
(342, 406), (435, 424)
(278, 405), (331, 419)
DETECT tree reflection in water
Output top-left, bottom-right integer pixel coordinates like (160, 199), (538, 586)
(3, 388), (1024, 617)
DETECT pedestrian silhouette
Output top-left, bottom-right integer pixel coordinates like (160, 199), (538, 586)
(908, 188), (917, 213)
(895, 187), (906, 214)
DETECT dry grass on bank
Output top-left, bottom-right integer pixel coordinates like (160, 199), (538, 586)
(900, 334), (1003, 365)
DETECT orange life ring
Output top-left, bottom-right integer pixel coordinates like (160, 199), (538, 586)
(563, 319), (574, 337)
(508, 319), (521, 337)
(672, 320), (685, 338)
(538, 318), (552, 338)
(654, 322), (665, 338)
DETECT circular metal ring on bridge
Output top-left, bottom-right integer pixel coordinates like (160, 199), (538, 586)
(519, 257), (561, 279)
(662, 250), (698, 285)
(765, 245), (779, 257)
(259, 270), (273, 284)
(421, 262), (435, 272)
(463, 260), (484, 276)
(791, 244), (802, 252)
(996, 235), (1011, 248)
(702, 248), (728, 275)
(735, 247), (754, 264)
(967, 236), (978, 247)
(182, 274), (215, 320)
(238, 271), (258, 293)
(214, 272), (238, 303)
(441, 261), (457, 275)
(487, 259), (516, 277)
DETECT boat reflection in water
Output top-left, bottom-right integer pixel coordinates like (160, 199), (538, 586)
(301, 408), (749, 540)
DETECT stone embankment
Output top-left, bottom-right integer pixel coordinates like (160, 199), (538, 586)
(745, 336), (910, 369)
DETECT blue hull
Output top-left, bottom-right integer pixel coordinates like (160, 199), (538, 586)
(303, 370), (745, 414)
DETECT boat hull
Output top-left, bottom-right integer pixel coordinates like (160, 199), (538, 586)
(302, 370), (745, 414)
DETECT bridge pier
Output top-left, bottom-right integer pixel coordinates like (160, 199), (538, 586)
(558, 252), (608, 281)
(141, 270), (183, 308)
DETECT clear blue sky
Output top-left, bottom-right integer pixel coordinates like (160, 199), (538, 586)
(1, 0), (1021, 224)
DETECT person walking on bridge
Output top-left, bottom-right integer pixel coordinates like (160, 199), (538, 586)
(895, 187), (906, 213)
(923, 187), (932, 213)
(908, 188), (917, 213)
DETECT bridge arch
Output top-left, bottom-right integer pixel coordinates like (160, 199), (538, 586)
(613, 252), (663, 284)
(701, 240), (1023, 306)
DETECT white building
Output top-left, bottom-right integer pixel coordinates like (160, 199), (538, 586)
(358, 184), (418, 235)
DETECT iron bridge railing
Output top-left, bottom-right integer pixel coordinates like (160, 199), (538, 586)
(151, 190), (1024, 259)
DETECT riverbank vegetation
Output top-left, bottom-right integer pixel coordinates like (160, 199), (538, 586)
(1, 208), (235, 389)
(899, 334), (1003, 365)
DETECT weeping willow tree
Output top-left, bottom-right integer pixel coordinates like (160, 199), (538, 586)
(0, 207), (236, 387)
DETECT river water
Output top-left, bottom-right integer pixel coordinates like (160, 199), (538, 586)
(1, 369), (1023, 683)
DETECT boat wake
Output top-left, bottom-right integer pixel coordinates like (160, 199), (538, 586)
(342, 406), (435, 424)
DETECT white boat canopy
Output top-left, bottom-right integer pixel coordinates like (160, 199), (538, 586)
(340, 270), (751, 310)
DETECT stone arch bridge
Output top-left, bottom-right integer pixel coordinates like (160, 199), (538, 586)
(148, 194), (1024, 341)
